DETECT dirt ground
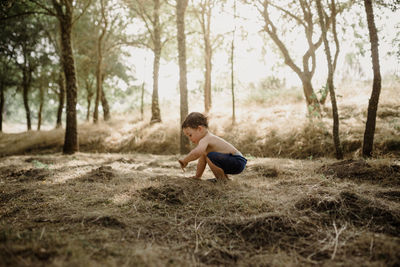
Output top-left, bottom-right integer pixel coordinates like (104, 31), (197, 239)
(0, 153), (399, 266)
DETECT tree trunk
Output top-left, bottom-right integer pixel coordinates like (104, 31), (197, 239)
(86, 98), (91, 121)
(204, 38), (212, 113)
(0, 82), (4, 132)
(262, 1), (322, 114)
(231, 0), (236, 125)
(37, 86), (44, 131)
(56, 71), (65, 128)
(101, 74), (110, 121)
(362, 0), (382, 157)
(93, 0), (107, 124)
(316, 0), (343, 159)
(150, 0), (162, 124)
(56, 1), (79, 154)
(300, 76), (320, 114)
(140, 81), (145, 120)
(177, 0), (190, 154)
(85, 79), (93, 121)
(200, 2), (212, 114)
(22, 68), (32, 131)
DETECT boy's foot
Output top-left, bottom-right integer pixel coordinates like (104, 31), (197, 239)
(207, 178), (229, 183)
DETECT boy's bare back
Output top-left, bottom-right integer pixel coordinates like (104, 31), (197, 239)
(201, 132), (241, 155)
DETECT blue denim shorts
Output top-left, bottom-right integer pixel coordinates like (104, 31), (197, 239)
(207, 152), (247, 175)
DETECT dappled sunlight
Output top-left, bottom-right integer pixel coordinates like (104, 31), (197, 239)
(1, 0), (399, 265)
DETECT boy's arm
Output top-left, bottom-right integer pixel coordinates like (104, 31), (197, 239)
(180, 138), (208, 166)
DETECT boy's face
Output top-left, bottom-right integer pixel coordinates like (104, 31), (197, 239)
(183, 126), (203, 144)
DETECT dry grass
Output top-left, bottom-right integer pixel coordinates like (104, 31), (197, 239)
(1, 80), (399, 158)
(0, 153), (399, 266)
(0, 80), (399, 265)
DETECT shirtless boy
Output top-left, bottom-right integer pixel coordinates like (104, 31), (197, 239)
(178, 112), (247, 181)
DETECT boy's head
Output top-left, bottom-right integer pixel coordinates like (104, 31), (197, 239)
(182, 112), (208, 144)
(181, 112), (208, 129)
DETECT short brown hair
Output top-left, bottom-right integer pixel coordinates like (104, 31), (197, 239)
(182, 112), (208, 129)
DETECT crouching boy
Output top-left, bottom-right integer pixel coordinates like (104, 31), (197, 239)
(178, 112), (247, 181)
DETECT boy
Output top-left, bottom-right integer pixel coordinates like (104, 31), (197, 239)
(178, 112), (247, 181)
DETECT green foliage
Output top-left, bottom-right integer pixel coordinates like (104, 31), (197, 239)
(32, 160), (49, 169)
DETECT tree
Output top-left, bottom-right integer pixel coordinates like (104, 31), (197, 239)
(192, 0), (218, 114)
(362, 0), (382, 157)
(2, 3), (48, 131)
(93, 0), (107, 123)
(176, 0), (190, 154)
(0, 54), (18, 132)
(51, 0), (81, 153)
(40, 13), (65, 129)
(124, 0), (173, 124)
(56, 71), (65, 128)
(28, 0), (91, 154)
(316, 0), (343, 159)
(230, 0), (237, 125)
(256, 0), (326, 113)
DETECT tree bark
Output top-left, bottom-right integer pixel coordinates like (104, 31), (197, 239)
(177, 0), (190, 154)
(140, 81), (145, 121)
(0, 82), (4, 132)
(54, 0), (79, 154)
(231, 0), (236, 125)
(85, 79), (93, 121)
(316, 0), (343, 159)
(37, 86), (44, 131)
(101, 74), (110, 121)
(150, 0), (162, 124)
(56, 71), (65, 128)
(362, 0), (382, 157)
(22, 66), (32, 131)
(93, 0), (107, 124)
(198, 0), (213, 114)
(261, 1), (322, 113)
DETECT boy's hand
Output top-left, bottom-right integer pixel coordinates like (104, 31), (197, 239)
(178, 159), (187, 172)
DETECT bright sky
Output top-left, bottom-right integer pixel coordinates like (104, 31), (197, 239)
(123, 1), (399, 102)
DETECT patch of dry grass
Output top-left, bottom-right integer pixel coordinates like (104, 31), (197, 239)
(1, 80), (399, 158)
(1, 153), (399, 266)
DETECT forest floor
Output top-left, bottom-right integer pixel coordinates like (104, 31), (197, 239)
(1, 152), (399, 266)
(1, 80), (399, 265)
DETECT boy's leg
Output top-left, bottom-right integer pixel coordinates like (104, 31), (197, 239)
(206, 156), (229, 180)
(194, 153), (207, 178)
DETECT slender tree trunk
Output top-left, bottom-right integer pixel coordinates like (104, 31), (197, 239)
(150, 0), (162, 124)
(204, 39), (212, 113)
(231, 0), (236, 125)
(37, 86), (44, 131)
(151, 47), (161, 123)
(56, 71), (65, 128)
(56, 1), (79, 154)
(201, 3), (212, 114)
(0, 83), (4, 132)
(316, 0), (343, 159)
(362, 0), (382, 157)
(300, 76), (320, 113)
(93, 0), (107, 124)
(86, 98), (91, 121)
(85, 80), (93, 121)
(177, 0), (190, 154)
(262, 1), (322, 114)
(22, 68), (32, 131)
(140, 81), (145, 121)
(101, 74), (110, 121)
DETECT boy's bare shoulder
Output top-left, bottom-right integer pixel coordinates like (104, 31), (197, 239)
(204, 132), (219, 141)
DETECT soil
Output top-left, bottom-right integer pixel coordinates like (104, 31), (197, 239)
(0, 153), (399, 266)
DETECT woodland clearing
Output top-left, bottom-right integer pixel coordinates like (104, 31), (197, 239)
(0, 81), (399, 266)
(0, 153), (399, 266)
